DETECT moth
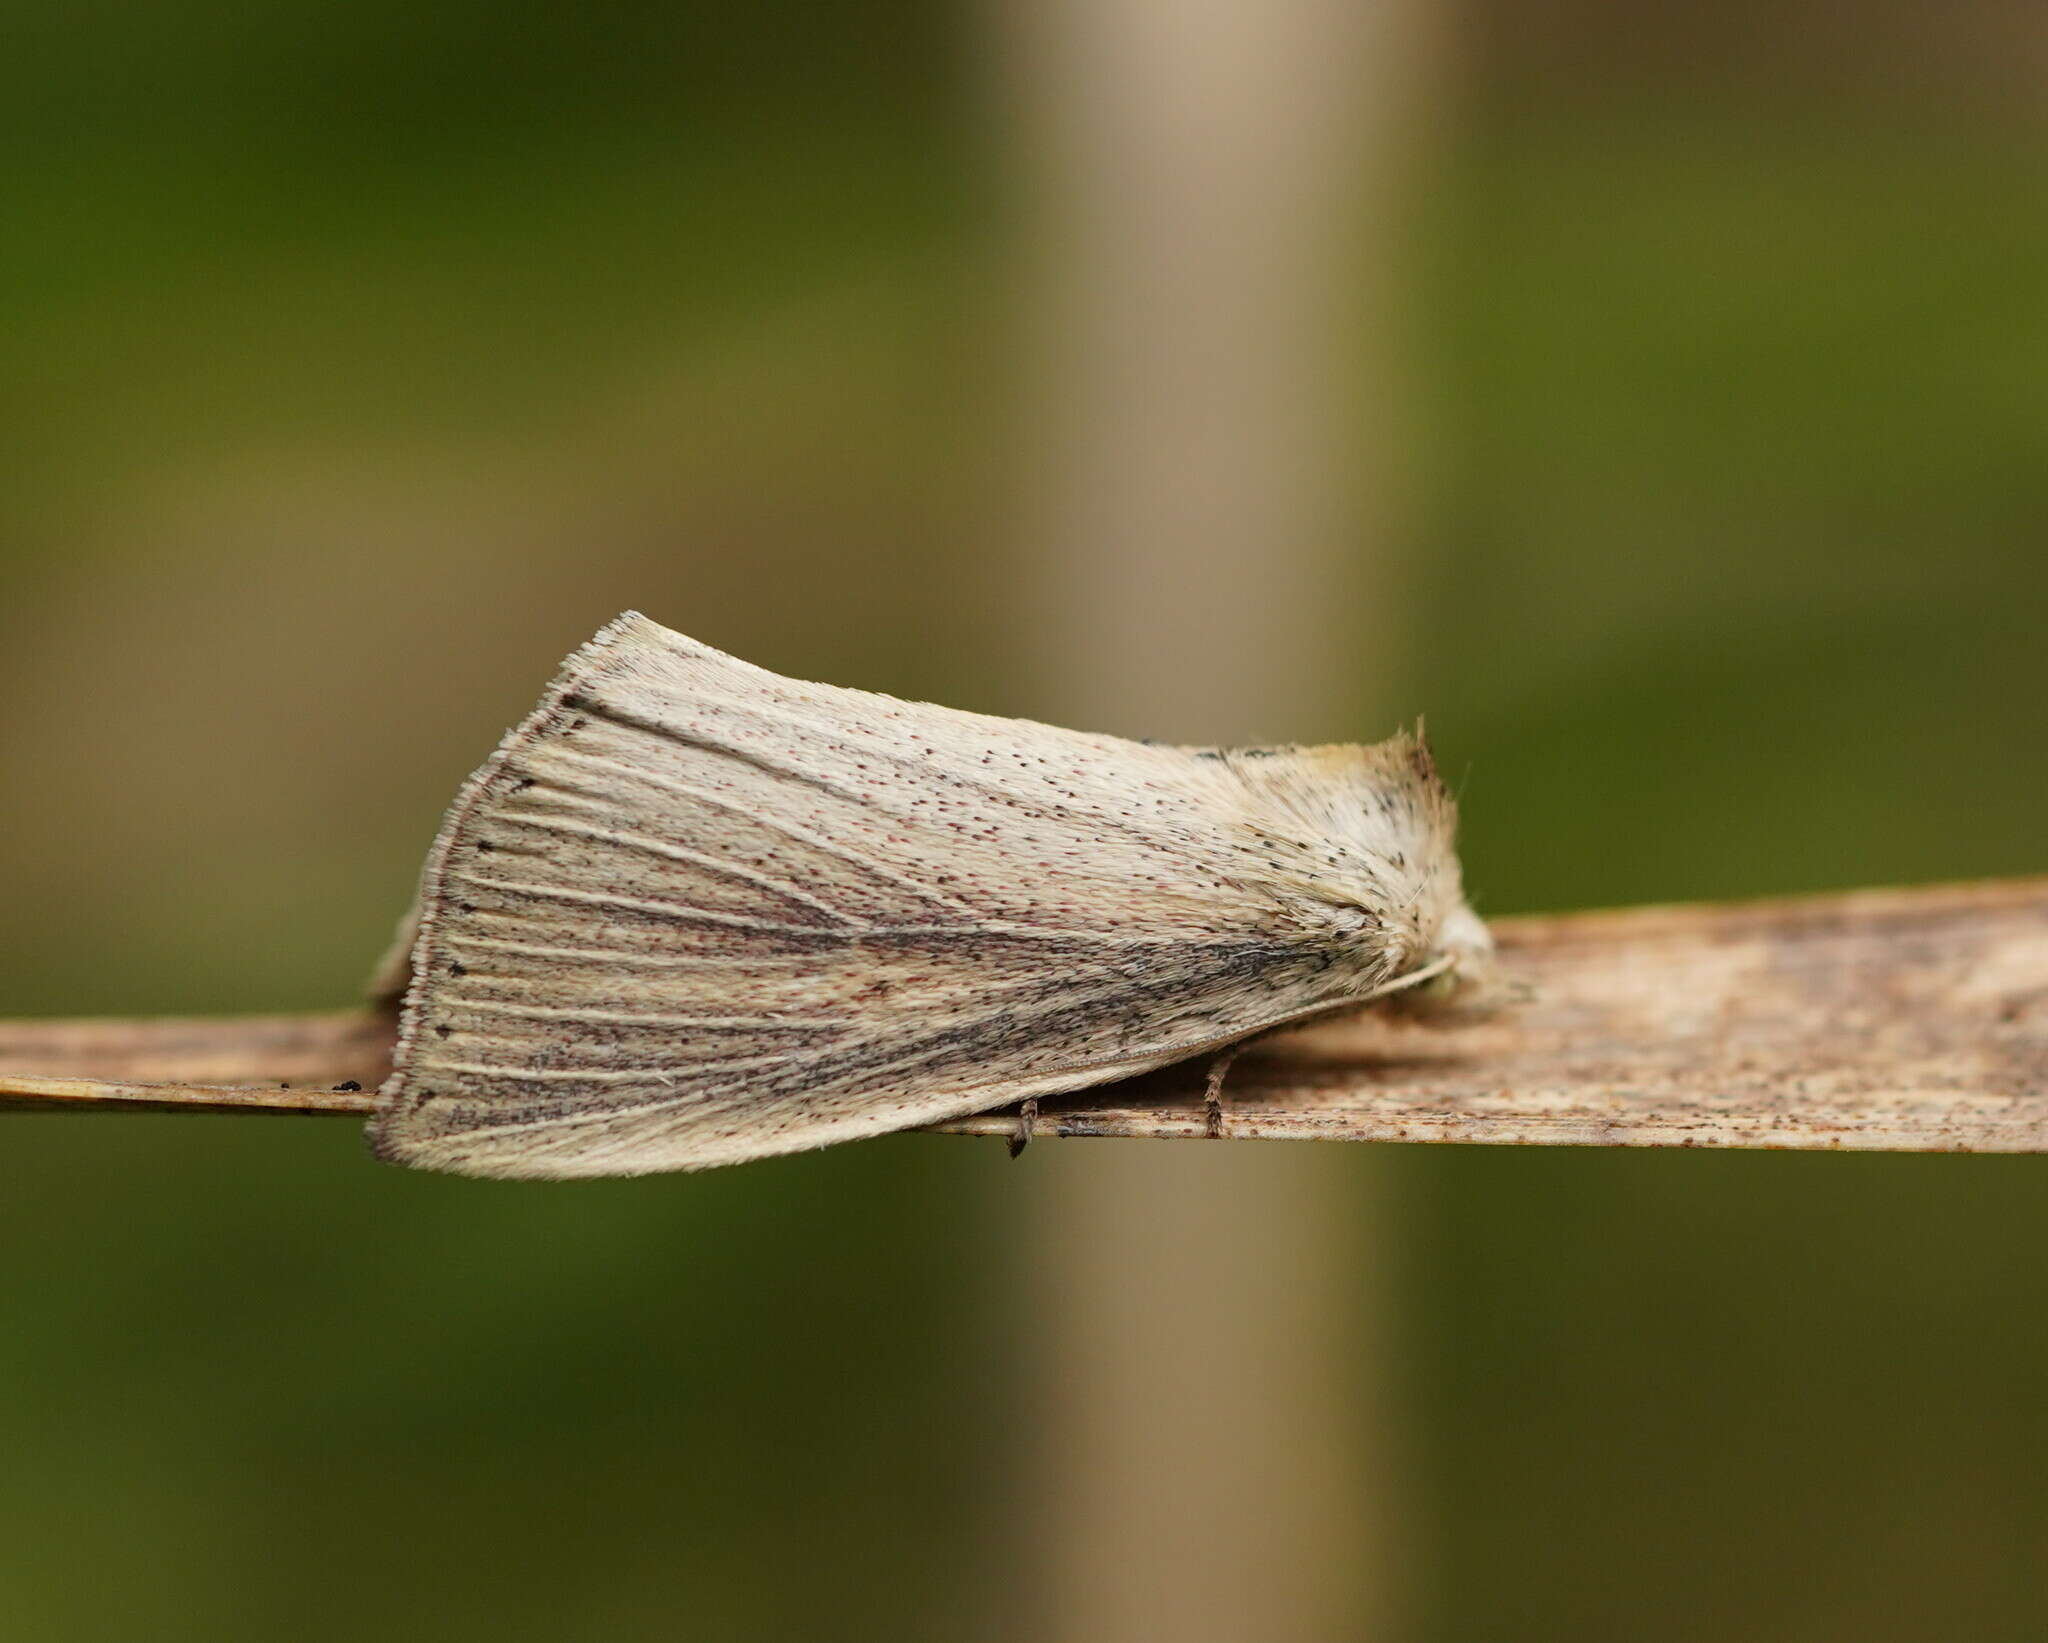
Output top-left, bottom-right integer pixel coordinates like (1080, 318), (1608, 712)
(370, 612), (1494, 1178)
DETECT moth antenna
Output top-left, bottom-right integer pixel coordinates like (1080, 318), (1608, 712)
(1368, 950), (1458, 1000)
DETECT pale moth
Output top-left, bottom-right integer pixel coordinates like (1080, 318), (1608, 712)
(370, 613), (1494, 1178)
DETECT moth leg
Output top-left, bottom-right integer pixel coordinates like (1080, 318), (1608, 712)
(1203, 1047), (1243, 1139)
(1008, 1096), (1040, 1160)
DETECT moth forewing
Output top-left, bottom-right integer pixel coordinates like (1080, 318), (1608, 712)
(370, 612), (1484, 1178)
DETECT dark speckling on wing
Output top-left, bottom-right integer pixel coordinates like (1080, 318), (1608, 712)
(370, 613), (1483, 1178)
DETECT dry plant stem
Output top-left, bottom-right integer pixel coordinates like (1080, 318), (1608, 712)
(2, 877), (2045, 1148)
(944, 877), (2048, 1153)
(0, 1010), (389, 1113)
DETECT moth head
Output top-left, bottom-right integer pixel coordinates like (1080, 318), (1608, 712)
(1359, 730), (1505, 1015)
(1401, 895), (1508, 1016)
(1227, 729), (1502, 1014)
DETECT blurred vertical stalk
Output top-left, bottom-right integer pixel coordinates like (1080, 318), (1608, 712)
(990, 1), (1443, 1639)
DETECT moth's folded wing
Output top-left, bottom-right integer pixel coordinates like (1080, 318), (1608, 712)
(370, 614), (1358, 1178)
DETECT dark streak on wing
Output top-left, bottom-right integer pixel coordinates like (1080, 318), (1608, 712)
(418, 926), (1359, 1131)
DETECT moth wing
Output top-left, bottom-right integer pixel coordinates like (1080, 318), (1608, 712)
(370, 613), (1394, 1178)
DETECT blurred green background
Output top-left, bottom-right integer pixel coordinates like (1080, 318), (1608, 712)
(3, 2), (2045, 1639)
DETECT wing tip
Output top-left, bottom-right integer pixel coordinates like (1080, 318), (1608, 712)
(570, 609), (673, 682)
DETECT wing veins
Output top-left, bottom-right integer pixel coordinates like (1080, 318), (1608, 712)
(528, 747), (979, 917)
(491, 810), (857, 926)
(447, 872), (839, 935)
